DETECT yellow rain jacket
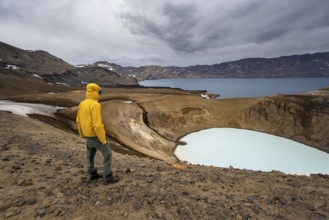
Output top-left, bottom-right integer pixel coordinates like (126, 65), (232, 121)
(76, 83), (107, 144)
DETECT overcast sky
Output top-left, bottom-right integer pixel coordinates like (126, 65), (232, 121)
(1, 0), (329, 67)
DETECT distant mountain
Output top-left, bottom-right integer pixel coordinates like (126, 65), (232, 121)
(105, 52), (329, 81)
(47, 61), (138, 86)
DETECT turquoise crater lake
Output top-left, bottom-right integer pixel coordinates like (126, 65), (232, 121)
(175, 128), (329, 175)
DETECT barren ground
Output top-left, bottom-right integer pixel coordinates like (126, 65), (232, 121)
(0, 111), (329, 220)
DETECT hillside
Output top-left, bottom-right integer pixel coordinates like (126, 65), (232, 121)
(0, 42), (138, 87)
(0, 41), (74, 75)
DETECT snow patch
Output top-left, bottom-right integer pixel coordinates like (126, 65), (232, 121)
(306, 90), (329, 96)
(33, 74), (42, 78)
(5, 64), (19, 70)
(201, 94), (210, 99)
(97, 63), (115, 71)
(0, 100), (64, 117)
(55, 82), (69, 86)
(75, 65), (85, 68)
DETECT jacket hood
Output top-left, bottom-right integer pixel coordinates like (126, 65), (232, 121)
(86, 83), (101, 100)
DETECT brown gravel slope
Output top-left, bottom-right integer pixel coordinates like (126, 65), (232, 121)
(0, 111), (329, 220)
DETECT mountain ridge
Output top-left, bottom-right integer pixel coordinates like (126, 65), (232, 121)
(110, 51), (329, 81)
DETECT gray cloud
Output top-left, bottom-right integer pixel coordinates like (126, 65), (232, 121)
(122, 2), (200, 53)
(0, 0), (329, 66)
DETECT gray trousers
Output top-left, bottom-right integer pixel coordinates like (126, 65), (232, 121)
(86, 137), (112, 177)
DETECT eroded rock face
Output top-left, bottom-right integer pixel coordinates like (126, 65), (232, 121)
(101, 101), (177, 162)
(138, 95), (260, 141)
(242, 95), (329, 152)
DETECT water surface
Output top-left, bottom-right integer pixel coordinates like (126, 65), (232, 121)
(140, 78), (329, 98)
(175, 128), (329, 175)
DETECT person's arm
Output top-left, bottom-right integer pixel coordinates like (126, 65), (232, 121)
(76, 107), (84, 138)
(91, 103), (107, 144)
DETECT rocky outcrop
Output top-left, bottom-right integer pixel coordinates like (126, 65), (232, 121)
(102, 101), (177, 162)
(243, 95), (329, 152)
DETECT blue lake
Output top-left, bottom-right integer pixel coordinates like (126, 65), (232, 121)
(140, 78), (329, 175)
(140, 77), (329, 98)
(175, 128), (329, 176)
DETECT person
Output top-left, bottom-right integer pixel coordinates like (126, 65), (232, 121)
(76, 83), (119, 183)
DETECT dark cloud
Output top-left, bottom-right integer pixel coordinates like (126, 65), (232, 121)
(122, 2), (200, 53)
(161, 2), (198, 52)
(229, 0), (265, 19)
(246, 1), (329, 42)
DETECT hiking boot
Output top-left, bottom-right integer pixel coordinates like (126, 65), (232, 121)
(105, 173), (120, 184)
(90, 170), (102, 180)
